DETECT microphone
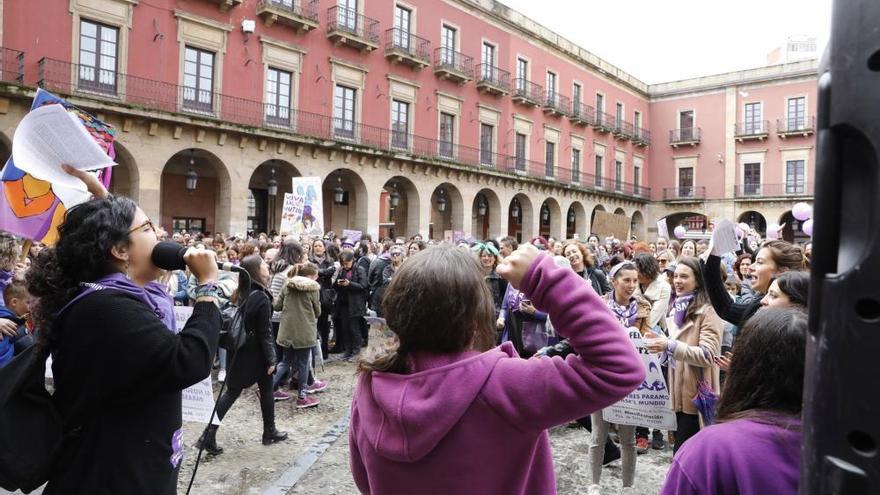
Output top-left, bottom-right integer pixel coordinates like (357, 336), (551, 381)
(151, 241), (245, 274)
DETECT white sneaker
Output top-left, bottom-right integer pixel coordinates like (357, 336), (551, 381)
(588, 485), (601, 495)
(217, 369), (226, 382)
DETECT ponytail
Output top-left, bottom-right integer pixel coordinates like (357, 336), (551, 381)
(763, 240), (807, 272)
(288, 261), (319, 278)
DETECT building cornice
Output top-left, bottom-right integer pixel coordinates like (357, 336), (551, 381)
(647, 60), (819, 99)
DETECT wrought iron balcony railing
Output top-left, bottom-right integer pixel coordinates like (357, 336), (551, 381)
(663, 186), (707, 201)
(734, 120), (770, 138)
(0, 47), (24, 85)
(669, 127), (701, 145)
(475, 64), (511, 94)
(776, 116), (815, 135)
(384, 28), (431, 65)
(326, 6), (380, 47)
(512, 78), (543, 105)
(734, 182), (814, 197)
(568, 102), (595, 125)
(433, 47), (474, 80)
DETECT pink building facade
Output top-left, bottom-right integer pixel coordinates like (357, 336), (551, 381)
(0, 0), (816, 242)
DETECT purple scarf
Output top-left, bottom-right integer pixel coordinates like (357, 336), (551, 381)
(670, 291), (696, 328)
(607, 293), (639, 327)
(61, 272), (177, 332)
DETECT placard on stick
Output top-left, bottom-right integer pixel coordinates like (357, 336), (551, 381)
(592, 211), (631, 240)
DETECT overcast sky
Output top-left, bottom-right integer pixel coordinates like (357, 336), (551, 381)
(497, 0), (832, 84)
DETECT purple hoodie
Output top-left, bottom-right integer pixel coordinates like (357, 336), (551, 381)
(349, 253), (645, 495)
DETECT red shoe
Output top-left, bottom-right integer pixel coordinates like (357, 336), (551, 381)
(306, 380), (328, 394)
(296, 396), (320, 409)
(273, 390), (291, 402)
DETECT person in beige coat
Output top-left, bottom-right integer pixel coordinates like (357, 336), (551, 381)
(272, 262), (327, 408)
(646, 256), (723, 454)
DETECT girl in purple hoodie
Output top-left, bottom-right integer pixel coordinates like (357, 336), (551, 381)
(349, 244), (645, 495)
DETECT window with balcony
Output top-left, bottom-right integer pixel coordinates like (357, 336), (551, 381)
(480, 123), (494, 165)
(515, 132), (527, 171)
(516, 58), (528, 91)
(333, 84), (356, 139)
(338, 0), (358, 31)
(545, 141), (556, 177)
(571, 148), (581, 183)
(744, 162), (761, 195)
(482, 42), (495, 80)
(744, 102), (762, 134)
(572, 83), (582, 107)
(634, 165), (641, 194)
(79, 20), (118, 94)
(615, 160), (623, 191)
(441, 25), (457, 65)
(616, 102), (624, 126)
(439, 112), (455, 158)
(595, 155), (603, 187)
(546, 71), (557, 100)
(787, 97), (806, 130)
(391, 99), (409, 149)
(679, 110), (694, 140)
(786, 160), (805, 194)
(265, 67), (292, 125)
(393, 5), (411, 49)
(596, 93), (605, 113)
(183, 46), (215, 112)
(679, 167), (694, 197)
(634, 111), (642, 130)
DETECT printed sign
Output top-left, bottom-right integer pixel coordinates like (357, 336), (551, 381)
(342, 229), (363, 243)
(602, 328), (677, 430)
(174, 306), (220, 425)
(279, 193), (297, 235)
(290, 177), (325, 236)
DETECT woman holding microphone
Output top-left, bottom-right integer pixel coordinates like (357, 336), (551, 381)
(27, 166), (222, 494)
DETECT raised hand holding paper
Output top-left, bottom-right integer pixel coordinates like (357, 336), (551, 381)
(710, 219), (740, 256)
(12, 104), (117, 191)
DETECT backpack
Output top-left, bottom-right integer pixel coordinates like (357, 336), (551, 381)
(218, 293), (253, 351)
(0, 344), (63, 492)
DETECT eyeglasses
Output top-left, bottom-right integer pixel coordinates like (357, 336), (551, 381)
(128, 220), (156, 235)
(658, 258), (669, 264)
(391, 252), (403, 257)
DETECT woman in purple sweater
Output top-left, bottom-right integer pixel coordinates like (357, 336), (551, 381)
(349, 245), (645, 495)
(661, 307), (806, 495)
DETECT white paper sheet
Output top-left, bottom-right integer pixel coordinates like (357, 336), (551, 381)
(711, 219), (740, 255)
(656, 219), (669, 239)
(11, 103), (116, 191)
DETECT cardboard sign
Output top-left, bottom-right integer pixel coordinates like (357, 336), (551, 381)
(592, 210), (631, 241)
(602, 328), (677, 430)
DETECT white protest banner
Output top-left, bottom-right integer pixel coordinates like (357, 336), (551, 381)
(602, 328), (677, 430)
(711, 219), (740, 256)
(342, 229), (363, 243)
(656, 219), (670, 240)
(291, 177), (325, 236)
(173, 306), (220, 425)
(279, 193), (296, 235)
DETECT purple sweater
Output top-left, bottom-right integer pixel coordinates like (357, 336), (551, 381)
(349, 253), (645, 495)
(661, 417), (801, 495)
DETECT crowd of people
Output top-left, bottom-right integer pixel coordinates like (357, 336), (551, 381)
(0, 166), (812, 494)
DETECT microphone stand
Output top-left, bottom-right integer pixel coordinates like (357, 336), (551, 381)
(186, 269), (252, 494)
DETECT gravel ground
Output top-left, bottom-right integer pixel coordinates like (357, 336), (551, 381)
(176, 329), (673, 495)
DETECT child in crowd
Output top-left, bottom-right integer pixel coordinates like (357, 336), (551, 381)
(273, 262), (327, 409)
(0, 279), (33, 360)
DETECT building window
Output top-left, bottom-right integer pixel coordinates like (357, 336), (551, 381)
(391, 99), (409, 149)
(572, 83), (582, 107)
(744, 102), (763, 134)
(616, 102), (624, 126)
(393, 5), (411, 49)
(480, 123), (494, 165)
(333, 84), (357, 139)
(183, 46), (215, 112)
(787, 97), (806, 130)
(634, 165), (641, 195)
(439, 112), (455, 158)
(744, 162), (761, 195)
(786, 160), (805, 194)
(172, 217), (205, 234)
(545, 142), (555, 177)
(265, 67), (292, 126)
(633, 111), (642, 130)
(338, 0), (358, 31)
(679, 167), (694, 197)
(515, 132), (527, 171)
(595, 155), (603, 187)
(516, 58), (528, 91)
(679, 110), (694, 140)
(482, 42), (495, 78)
(615, 160), (623, 191)
(546, 71), (557, 101)
(596, 93), (605, 113)
(441, 25), (457, 65)
(79, 20), (118, 94)
(571, 149), (581, 183)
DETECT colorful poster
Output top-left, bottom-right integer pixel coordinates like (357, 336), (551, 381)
(0, 89), (114, 244)
(342, 229), (362, 243)
(278, 193), (296, 235)
(602, 328), (677, 430)
(290, 177), (324, 236)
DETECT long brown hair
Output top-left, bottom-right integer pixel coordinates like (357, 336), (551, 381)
(675, 256), (711, 325)
(358, 246), (496, 374)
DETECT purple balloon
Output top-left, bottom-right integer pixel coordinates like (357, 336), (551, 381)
(674, 225), (687, 239)
(803, 219), (814, 236)
(793, 202), (813, 222)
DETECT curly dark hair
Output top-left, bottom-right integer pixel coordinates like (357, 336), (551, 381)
(633, 253), (660, 281)
(27, 196), (137, 347)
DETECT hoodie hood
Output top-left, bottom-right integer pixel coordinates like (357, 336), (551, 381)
(288, 276), (320, 292)
(354, 342), (517, 463)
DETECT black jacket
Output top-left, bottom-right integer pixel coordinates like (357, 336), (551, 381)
(226, 285), (276, 390)
(335, 264), (368, 318)
(46, 290), (219, 495)
(485, 269), (509, 316)
(583, 267), (611, 295)
(703, 255), (762, 327)
(311, 255), (336, 309)
(368, 256), (390, 310)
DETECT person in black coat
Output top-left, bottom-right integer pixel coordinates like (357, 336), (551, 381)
(310, 238), (336, 358)
(334, 250), (368, 361)
(25, 178), (222, 495)
(199, 255), (288, 455)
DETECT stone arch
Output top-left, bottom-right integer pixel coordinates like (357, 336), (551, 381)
(429, 183), (464, 240)
(322, 168), (369, 235)
(614, 207), (626, 216)
(631, 210), (646, 241)
(662, 211), (709, 239)
(160, 148), (232, 235)
(380, 176), (420, 239)
(472, 188), (502, 241)
(590, 204), (606, 230)
(247, 159), (301, 235)
(540, 197), (562, 240)
(778, 210), (810, 244)
(108, 140), (140, 202)
(737, 210), (767, 236)
(508, 193), (534, 243)
(566, 201), (588, 240)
